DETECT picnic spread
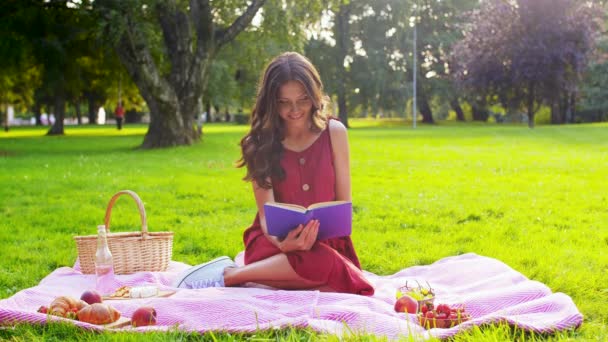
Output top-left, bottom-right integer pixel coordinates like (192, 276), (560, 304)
(0, 253), (583, 339)
(0, 191), (583, 338)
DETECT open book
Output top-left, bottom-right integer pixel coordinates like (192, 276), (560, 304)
(263, 201), (352, 240)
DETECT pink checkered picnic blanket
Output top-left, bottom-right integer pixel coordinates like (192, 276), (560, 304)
(0, 253), (582, 339)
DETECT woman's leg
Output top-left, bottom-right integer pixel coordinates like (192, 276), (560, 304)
(223, 253), (334, 291)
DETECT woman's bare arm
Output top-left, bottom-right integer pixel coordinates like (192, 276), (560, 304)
(329, 119), (352, 202)
(252, 179), (275, 238)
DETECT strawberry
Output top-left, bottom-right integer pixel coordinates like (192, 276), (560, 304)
(37, 306), (48, 314)
(421, 305), (429, 314)
(436, 304), (451, 315)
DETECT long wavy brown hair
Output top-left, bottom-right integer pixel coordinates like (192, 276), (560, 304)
(237, 52), (330, 189)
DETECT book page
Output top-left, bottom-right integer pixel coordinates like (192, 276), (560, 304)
(265, 202), (307, 213)
(307, 200), (350, 210)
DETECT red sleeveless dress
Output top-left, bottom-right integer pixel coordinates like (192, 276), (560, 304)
(242, 126), (374, 296)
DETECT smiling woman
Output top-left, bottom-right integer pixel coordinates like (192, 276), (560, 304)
(277, 85), (313, 116)
(172, 52), (374, 295)
(277, 81), (315, 140)
(239, 52), (331, 188)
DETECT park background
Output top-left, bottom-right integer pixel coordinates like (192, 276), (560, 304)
(1, 0), (608, 340)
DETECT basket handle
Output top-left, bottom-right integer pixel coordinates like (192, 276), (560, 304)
(104, 190), (148, 235)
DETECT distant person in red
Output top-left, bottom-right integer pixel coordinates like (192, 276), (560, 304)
(114, 102), (125, 130)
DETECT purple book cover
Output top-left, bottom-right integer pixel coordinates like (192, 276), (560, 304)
(264, 201), (352, 240)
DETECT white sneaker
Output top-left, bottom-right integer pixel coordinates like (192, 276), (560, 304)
(173, 256), (237, 289)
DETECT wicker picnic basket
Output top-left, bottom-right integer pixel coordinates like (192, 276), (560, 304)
(73, 190), (173, 274)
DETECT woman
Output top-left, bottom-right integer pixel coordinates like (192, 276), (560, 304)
(173, 52), (374, 295)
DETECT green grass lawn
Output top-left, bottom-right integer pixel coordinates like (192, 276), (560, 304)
(1, 120), (607, 341)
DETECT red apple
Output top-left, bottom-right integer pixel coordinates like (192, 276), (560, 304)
(131, 306), (157, 327)
(80, 290), (102, 305)
(394, 295), (418, 314)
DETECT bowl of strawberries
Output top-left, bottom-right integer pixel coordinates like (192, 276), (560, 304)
(418, 303), (472, 329)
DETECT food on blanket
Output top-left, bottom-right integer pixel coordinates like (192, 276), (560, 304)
(417, 303), (471, 329)
(49, 296), (89, 318)
(77, 303), (121, 325)
(37, 306), (48, 314)
(130, 286), (159, 298)
(80, 290), (103, 304)
(397, 281), (435, 313)
(394, 295), (418, 314)
(107, 285), (160, 299)
(109, 285), (132, 298)
(131, 306), (157, 327)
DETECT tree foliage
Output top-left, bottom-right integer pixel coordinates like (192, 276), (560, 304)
(0, 0), (127, 130)
(206, 0), (319, 118)
(579, 4), (608, 117)
(452, 0), (601, 127)
(94, 0), (266, 148)
(305, 0), (477, 123)
(3, 0), (607, 137)
(0, 2), (41, 115)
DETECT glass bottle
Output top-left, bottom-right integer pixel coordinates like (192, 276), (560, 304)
(95, 225), (115, 294)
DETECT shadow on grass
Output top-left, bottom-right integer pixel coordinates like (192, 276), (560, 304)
(349, 121), (608, 148)
(1, 135), (141, 157)
(2, 122), (606, 157)
(1, 128), (244, 157)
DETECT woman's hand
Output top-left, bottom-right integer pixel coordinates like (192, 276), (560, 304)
(272, 219), (319, 253)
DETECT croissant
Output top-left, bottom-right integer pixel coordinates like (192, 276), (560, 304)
(77, 303), (121, 325)
(49, 296), (89, 317)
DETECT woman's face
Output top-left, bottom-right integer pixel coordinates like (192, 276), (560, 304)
(276, 80), (313, 128)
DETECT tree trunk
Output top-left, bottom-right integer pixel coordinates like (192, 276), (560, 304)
(46, 101), (53, 126)
(450, 98), (465, 121)
(205, 101), (211, 119)
(471, 105), (489, 121)
(551, 94), (570, 125)
(86, 93), (98, 125)
(202, 100), (211, 129)
(47, 91), (65, 135)
(526, 84), (535, 129)
(337, 84), (348, 125)
(550, 99), (559, 124)
(139, 89), (200, 148)
(223, 108), (229, 122)
(528, 112), (535, 128)
(1, 104), (7, 132)
(116, 31), (203, 148)
(74, 100), (82, 125)
(566, 92), (575, 124)
(33, 101), (42, 126)
(334, 2), (350, 127)
(99, 0), (265, 148)
(419, 92), (434, 124)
